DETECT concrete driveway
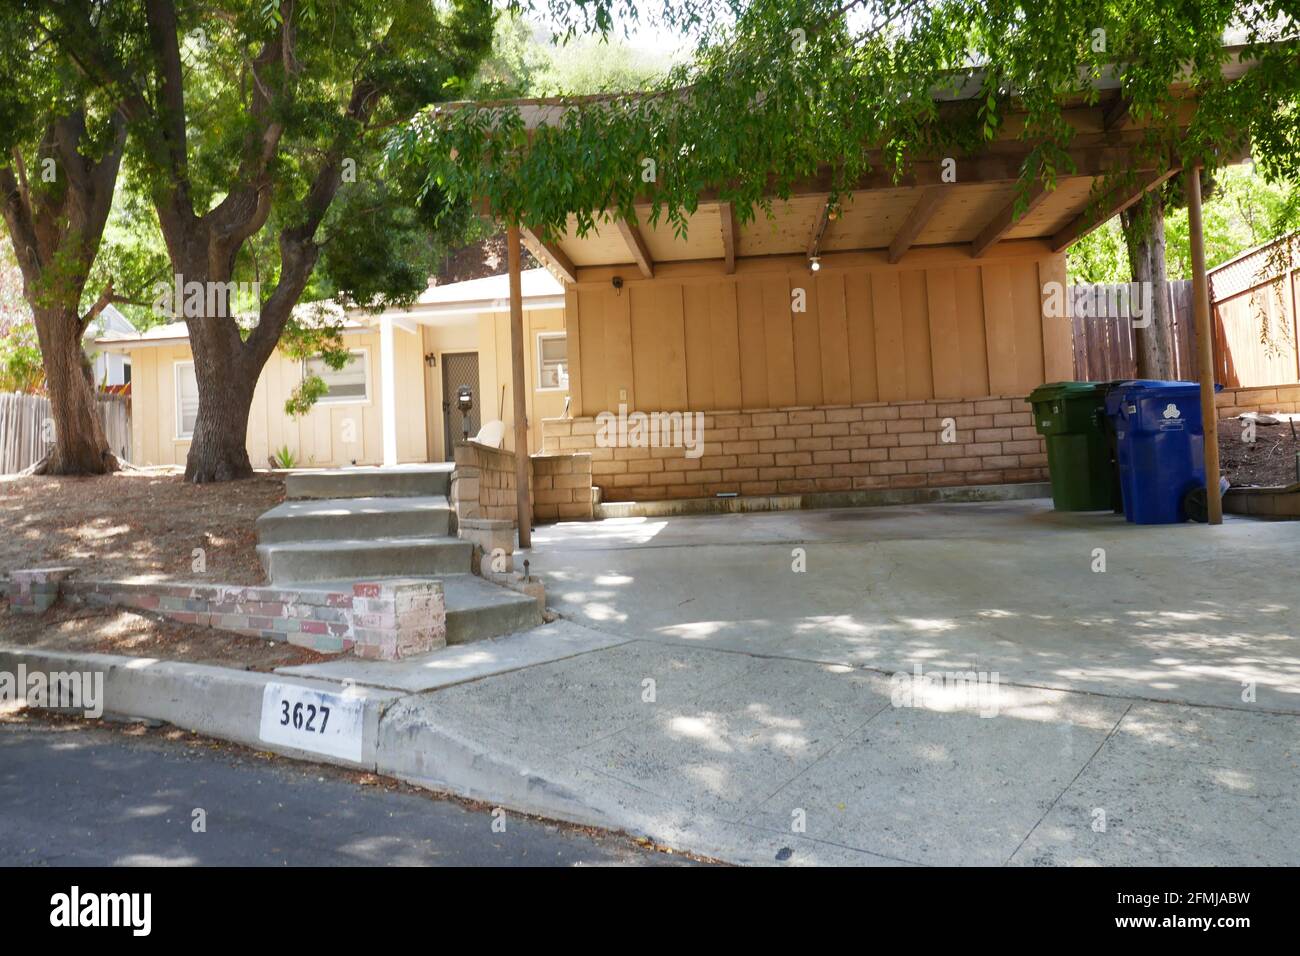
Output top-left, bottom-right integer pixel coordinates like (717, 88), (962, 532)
(460, 499), (1300, 865)
(532, 499), (1300, 712)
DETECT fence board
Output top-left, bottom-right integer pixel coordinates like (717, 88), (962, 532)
(1070, 280), (1194, 382)
(0, 392), (131, 474)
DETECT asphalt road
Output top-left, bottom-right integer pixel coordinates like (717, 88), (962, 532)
(0, 718), (690, 866)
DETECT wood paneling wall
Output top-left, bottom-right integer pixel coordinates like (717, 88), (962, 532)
(567, 248), (1073, 416)
(127, 329), (428, 468)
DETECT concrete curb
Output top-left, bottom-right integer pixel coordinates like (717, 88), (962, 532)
(0, 647), (400, 770)
(0, 644), (626, 831)
(0, 643), (788, 863)
(374, 700), (616, 827)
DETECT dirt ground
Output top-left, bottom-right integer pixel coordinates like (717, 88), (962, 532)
(0, 467), (282, 585)
(1219, 415), (1300, 487)
(0, 600), (326, 670)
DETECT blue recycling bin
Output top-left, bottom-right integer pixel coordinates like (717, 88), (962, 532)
(1103, 380), (1209, 524)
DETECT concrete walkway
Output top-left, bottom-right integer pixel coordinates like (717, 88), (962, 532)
(281, 498), (1300, 865)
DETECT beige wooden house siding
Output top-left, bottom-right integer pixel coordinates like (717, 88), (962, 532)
(127, 327), (428, 468)
(563, 242), (1072, 417)
(126, 312), (569, 468)
(476, 307), (568, 453)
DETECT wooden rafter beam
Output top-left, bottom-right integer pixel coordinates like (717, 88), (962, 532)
(616, 218), (654, 278)
(1049, 167), (1181, 253)
(888, 186), (946, 264)
(519, 225), (576, 283)
(970, 182), (1049, 259)
(686, 143), (1159, 203)
(719, 201), (737, 273)
(1103, 94), (1132, 131)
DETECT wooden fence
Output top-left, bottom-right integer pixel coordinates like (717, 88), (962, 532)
(0, 392), (131, 474)
(1072, 236), (1300, 386)
(1070, 280), (1197, 382)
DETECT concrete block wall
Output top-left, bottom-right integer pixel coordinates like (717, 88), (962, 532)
(452, 440), (521, 522)
(1216, 384), (1300, 417)
(541, 396), (1047, 503)
(452, 440), (594, 524)
(531, 452), (594, 521)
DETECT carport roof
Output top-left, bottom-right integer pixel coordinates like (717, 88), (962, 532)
(450, 46), (1262, 281)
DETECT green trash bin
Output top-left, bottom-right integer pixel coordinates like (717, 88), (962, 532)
(1027, 381), (1116, 511)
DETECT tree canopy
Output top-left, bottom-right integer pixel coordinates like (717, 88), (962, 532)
(19, 0), (497, 480)
(407, 1), (1300, 244)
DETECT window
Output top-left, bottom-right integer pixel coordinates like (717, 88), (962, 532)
(304, 349), (369, 404)
(175, 361), (198, 439)
(537, 333), (568, 390)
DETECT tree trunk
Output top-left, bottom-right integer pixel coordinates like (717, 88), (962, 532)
(2, 111), (125, 476)
(1121, 193), (1177, 380)
(175, 233), (321, 483)
(173, 251), (259, 483)
(183, 371), (256, 483)
(31, 306), (117, 475)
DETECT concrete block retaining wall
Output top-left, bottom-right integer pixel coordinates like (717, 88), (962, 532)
(1216, 384), (1300, 417)
(541, 395), (1048, 503)
(531, 452), (594, 521)
(452, 440), (594, 525)
(8, 573), (446, 661)
(452, 440), (522, 523)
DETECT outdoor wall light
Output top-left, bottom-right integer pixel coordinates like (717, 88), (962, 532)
(809, 256), (821, 273)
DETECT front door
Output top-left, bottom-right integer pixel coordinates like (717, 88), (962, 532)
(441, 351), (481, 459)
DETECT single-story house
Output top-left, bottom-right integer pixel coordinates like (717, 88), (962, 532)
(96, 268), (567, 468)
(83, 303), (135, 388)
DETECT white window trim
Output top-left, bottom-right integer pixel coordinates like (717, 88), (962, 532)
(304, 347), (371, 406)
(536, 332), (568, 392)
(174, 360), (196, 441)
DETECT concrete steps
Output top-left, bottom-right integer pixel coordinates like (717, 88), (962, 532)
(285, 464), (451, 500)
(258, 536), (472, 583)
(256, 496), (452, 544)
(258, 463), (543, 646)
(293, 575), (542, 646)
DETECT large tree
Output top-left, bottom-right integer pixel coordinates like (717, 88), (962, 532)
(36, 0), (495, 481)
(0, 11), (133, 475)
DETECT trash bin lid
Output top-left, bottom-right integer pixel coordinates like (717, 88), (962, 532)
(1027, 381), (1109, 404)
(1104, 380), (1207, 415)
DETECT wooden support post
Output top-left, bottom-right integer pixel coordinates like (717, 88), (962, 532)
(507, 225), (533, 548)
(1187, 166), (1222, 525)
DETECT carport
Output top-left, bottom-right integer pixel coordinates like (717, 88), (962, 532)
(450, 55), (1263, 544)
